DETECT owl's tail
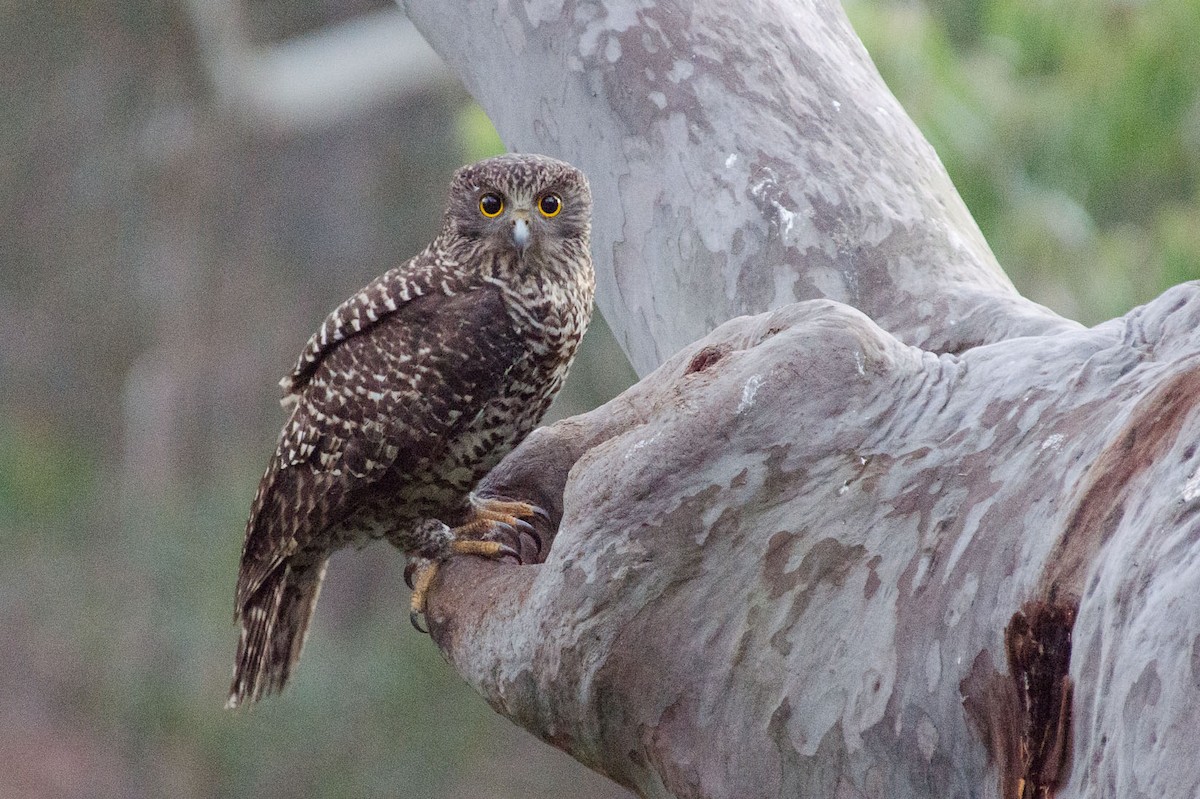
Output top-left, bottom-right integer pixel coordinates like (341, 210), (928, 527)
(227, 558), (327, 708)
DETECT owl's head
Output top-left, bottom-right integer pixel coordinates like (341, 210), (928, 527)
(445, 154), (592, 267)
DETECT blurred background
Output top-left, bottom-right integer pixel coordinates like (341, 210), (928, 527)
(0, 0), (1196, 796)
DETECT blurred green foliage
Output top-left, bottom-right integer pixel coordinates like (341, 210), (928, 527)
(845, 0), (1200, 323)
(457, 102), (506, 162)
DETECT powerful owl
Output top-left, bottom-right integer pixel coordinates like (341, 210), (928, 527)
(228, 154), (594, 708)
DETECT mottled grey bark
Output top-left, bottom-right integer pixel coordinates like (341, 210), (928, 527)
(430, 289), (1200, 799)
(398, 1), (1200, 798)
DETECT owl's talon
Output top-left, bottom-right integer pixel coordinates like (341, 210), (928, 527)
(450, 538), (520, 562)
(517, 522), (544, 556)
(509, 517), (543, 556)
(408, 558), (441, 634)
(407, 535), (519, 635)
(492, 522), (526, 558)
(488, 521), (518, 540)
(462, 495), (550, 560)
(509, 517), (537, 537)
(408, 501), (540, 633)
(470, 494), (549, 523)
(409, 609), (428, 634)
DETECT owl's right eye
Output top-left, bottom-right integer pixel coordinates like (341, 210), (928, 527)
(479, 193), (504, 218)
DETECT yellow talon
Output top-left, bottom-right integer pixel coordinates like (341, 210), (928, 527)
(466, 495), (548, 556)
(409, 560), (440, 632)
(470, 496), (546, 521)
(408, 499), (542, 633)
(450, 539), (511, 557)
(407, 540), (520, 633)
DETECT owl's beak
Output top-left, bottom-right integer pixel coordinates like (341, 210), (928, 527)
(511, 214), (531, 252)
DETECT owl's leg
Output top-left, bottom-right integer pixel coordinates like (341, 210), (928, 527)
(406, 519), (521, 632)
(408, 559), (438, 632)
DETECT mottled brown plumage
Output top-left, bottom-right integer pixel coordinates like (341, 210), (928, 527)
(228, 154), (593, 707)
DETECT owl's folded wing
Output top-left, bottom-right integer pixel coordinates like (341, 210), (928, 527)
(280, 245), (472, 398)
(236, 286), (525, 606)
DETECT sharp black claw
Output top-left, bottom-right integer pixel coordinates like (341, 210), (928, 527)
(482, 521), (523, 557)
(529, 504), (551, 522)
(510, 518), (543, 556)
(403, 561), (418, 590)
(498, 543), (521, 563)
(410, 609), (428, 634)
(527, 527), (544, 556)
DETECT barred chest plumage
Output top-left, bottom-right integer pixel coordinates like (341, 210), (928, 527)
(429, 271), (594, 493)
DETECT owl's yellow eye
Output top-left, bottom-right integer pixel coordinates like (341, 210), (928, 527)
(538, 193), (562, 218)
(479, 193), (504, 218)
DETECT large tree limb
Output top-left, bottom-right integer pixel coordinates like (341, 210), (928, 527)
(429, 288), (1200, 798)
(397, 0), (1200, 797)
(402, 0), (1077, 376)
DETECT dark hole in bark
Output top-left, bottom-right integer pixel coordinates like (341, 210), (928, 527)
(685, 344), (729, 374)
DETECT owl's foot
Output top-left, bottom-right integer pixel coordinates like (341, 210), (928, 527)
(407, 537), (520, 633)
(463, 493), (550, 556)
(406, 498), (548, 632)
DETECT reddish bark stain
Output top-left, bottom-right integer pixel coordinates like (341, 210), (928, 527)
(864, 555), (883, 599)
(763, 534), (867, 603)
(1048, 362), (1200, 596)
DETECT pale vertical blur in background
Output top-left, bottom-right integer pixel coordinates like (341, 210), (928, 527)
(0, 0), (1196, 796)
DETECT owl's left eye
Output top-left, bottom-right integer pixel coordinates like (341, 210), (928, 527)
(538, 193), (562, 218)
(479, 193), (504, 218)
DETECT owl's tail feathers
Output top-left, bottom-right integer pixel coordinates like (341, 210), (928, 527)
(227, 558), (327, 709)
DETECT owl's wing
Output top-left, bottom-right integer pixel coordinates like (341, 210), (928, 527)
(236, 285), (525, 608)
(281, 246), (457, 397)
